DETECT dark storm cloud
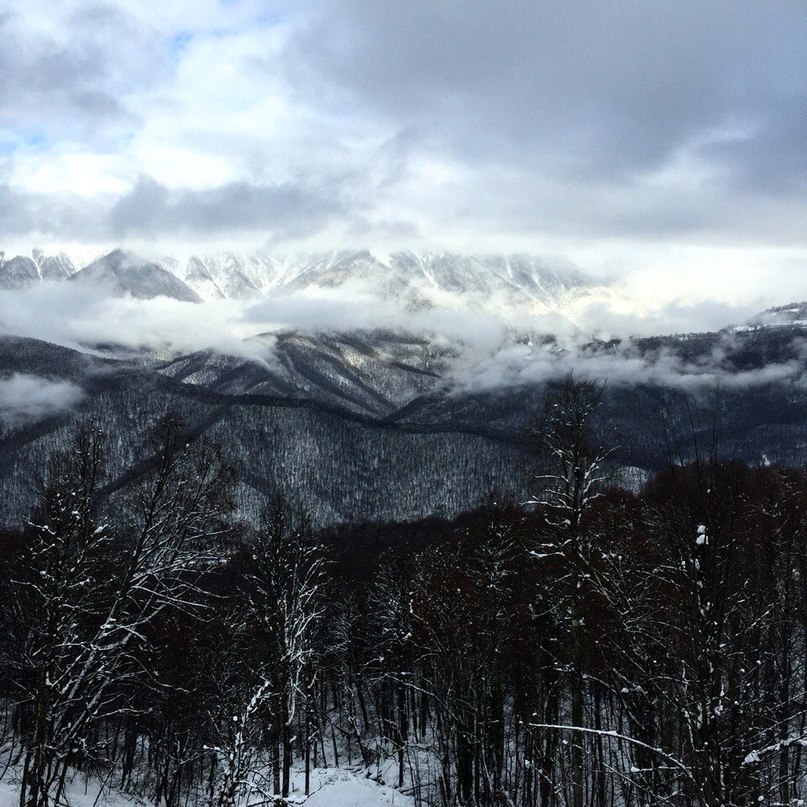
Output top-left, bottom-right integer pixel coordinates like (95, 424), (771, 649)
(701, 99), (807, 195)
(298, 0), (807, 191)
(0, 184), (107, 240)
(108, 175), (346, 240)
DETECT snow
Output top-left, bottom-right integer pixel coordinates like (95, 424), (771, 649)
(285, 767), (414, 806)
(0, 760), (413, 807)
(0, 771), (146, 807)
(0, 780), (15, 807)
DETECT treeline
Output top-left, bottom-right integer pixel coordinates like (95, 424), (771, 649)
(1, 378), (806, 807)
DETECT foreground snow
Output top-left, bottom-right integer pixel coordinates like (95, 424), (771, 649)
(0, 762), (413, 807)
(0, 773), (147, 807)
(286, 765), (413, 806)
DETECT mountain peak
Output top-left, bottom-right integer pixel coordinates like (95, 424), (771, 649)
(70, 250), (201, 303)
(743, 301), (807, 330)
(0, 255), (40, 290)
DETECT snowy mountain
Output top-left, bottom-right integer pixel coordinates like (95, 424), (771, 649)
(1, 248), (804, 528)
(4, 249), (805, 343)
(0, 247), (615, 322)
(157, 329), (451, 418)
(169, 249), (610, 316)
(744, 301), (807, 330)
(0, 255), (40, 290)
(69, 249), (202, 302)
(1, 319), (805, 528)
(0, 250), (79, 289)
(32, 248), (77, 281)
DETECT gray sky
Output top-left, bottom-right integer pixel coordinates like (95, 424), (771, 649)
(1, 0), (806, 305)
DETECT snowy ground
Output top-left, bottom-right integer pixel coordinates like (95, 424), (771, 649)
(0, 760), (414, 807)
(0, 771), (151, 807)
(285, 765), (414, 806)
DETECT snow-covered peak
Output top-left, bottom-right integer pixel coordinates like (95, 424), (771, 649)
(70, 249), (202, 303)
(158, 249), (612, 314)
(741, 301), (807, 330)
(0, 246), (621, 329)
(0, 255), (40, 289)
(0, 248), (93, 289)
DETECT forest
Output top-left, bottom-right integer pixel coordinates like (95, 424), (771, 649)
(1, 376), (806, 807)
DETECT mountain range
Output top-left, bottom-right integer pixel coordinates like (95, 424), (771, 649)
(0, 247), (804, 528)
(0, 247), (614, 320)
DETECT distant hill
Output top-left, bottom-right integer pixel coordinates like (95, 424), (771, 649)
(0, 319), (804, 529)
(743, 301), (807, 330)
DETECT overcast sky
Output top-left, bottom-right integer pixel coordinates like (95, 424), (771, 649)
(1, 0), (805, 305)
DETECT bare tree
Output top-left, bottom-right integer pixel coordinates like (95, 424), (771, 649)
(213, 500), (325, 805)
(529, 374), (611, 807)
(9, 417), (233, 807)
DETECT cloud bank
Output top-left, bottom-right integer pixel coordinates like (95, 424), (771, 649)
(0, 1), (804, 304)
(0, 374), (84, 424)
(448, 336), (807, 395)
(0, 268), (802, 399)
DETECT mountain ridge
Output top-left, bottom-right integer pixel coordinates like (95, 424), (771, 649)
(1, 318), (804, 528)
(0, 247), (613, 315)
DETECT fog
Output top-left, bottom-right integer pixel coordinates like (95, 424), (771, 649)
(0, 268), (800, 395)
(0, 373), (84, 424)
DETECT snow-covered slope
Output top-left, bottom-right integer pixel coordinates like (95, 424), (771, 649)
(744, 301), (807, 330)
(1, 320), (805, 528)
(170, 249), (609, 314)
(70, 249), (201, 302)
(0, 247), (616, 324)
(0, 255), (40, 289)
(0, 249), (81, 289)
(32, 248), (77, 281)
(0, 755), (412, 807)
(158, 329), (450, 417)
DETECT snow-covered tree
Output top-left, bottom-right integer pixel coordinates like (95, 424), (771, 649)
(214, 500), (326, 804)
(7, 417), (233, 807)
(529, 374), (611, 807)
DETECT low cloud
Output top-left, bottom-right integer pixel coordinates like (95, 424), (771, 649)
(0, 262), (802, 398)
(0, 281), (258, 357)
(0, 374), (84, 424)
(241, 278), (806, 393)
(448, 334), (807, 394)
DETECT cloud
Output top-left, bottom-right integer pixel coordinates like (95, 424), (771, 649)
(109, 175), (345, 240)
(0, 173), (348, 246)
(447, 334), (807, 395)
(0, 373), (84, 423)
(0, 3), (158, 140)
(701, 101), (807, 196)
(0, 258), (802, 402)
(298, 1), (807, 188)
(240, 276), (806, 394)
(0, 184), (109, 241)
(0, 0), (803, 286)
(2, 0), (804, 412)
(0, 281), (258, 356)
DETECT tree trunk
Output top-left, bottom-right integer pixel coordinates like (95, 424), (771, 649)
(571, 600), (585, 807)
(281, 723), (292, 799)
